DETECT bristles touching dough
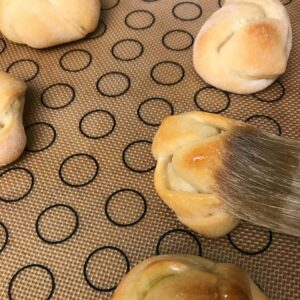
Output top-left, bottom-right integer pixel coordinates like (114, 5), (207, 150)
(152, 111), (300, 237)
(215, 126), (300, 236)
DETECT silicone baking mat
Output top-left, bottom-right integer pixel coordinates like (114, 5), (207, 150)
(0, 0), (299, 299)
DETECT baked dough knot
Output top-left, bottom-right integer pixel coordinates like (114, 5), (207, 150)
(152, 112), (240, 238)
(193, 0), (292, 94)
(0, 0), (101, 48)
(0, 72), (27, 166)
(113, 255), (269, 300)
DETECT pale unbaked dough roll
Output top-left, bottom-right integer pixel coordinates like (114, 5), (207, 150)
(152, 112), (239, 238)
(193, 0), (292, 94)
(113, 255), (268, 300)
(0, 71), (27, 166)
(0, 0), (101, 48)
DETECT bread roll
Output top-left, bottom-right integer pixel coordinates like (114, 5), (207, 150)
(113, 255), (268, 300)
(0, 71), (27, 166)
(152, 112), (239, 238)
(0, 0), (101, 48)
(193, 0), (292, 94)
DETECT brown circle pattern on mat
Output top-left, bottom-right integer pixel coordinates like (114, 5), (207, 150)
(96, 72), (131, 97)
(125, 10), (155, 30)
(112, 39), (144, 61)
(151, 61), (185, 86)
(86, 21), (107, 39)
(246, 115), (282, 136)
(36, 204), (79, 244)
(1, 1), (300, 300)
(0, 168), (34, 203)
(25, 122), (56, 152)
(83, 246), (130, 292)
(172, 2), (202, 21)
(101, 0), (120, 10)
(105, 189), (147, 226)
(228, 222), (272, 255)
(194, 87), (230, 113)
(41, 83), (75, 109)
(6, 59), (39, 82)
(282, 0), (292, 5)
(8, 265), (55, 300)
(253, 80), (285, 103)
(162, 29), (194, 51)
(79, 110), (116, 139)
(59, 154), (99, 187)
(138, 97), (174, 126)
(0, 38), (6, 54)
(59, 49), (92, 72)
(122, 140), (156, 173)
(156, 229), (202, 256)
(0, 222), (8, 254)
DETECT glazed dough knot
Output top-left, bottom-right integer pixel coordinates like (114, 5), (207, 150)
(152, 112), (239, 238)
(113, 255), (268, 300)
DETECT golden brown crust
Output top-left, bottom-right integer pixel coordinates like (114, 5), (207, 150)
(193, 0), (292, 94)
(0, 0), (101, 48)
(152, 112), (240, 237)
(0, 71), (27, 166)
(112, 255), (269, 300)
(152, 112), (237, 159)
(154, 159), (238, 237)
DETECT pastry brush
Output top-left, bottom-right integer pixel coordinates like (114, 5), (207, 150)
(214, 122), (300, 236)
(152, 112), (300, 237)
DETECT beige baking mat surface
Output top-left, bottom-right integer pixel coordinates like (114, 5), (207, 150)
(0, 0), (299, 299)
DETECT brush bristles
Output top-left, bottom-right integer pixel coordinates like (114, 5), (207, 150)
(215, 126), (300, 236)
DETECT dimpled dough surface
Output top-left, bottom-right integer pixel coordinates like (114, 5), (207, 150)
(0, 1), (299, 300)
